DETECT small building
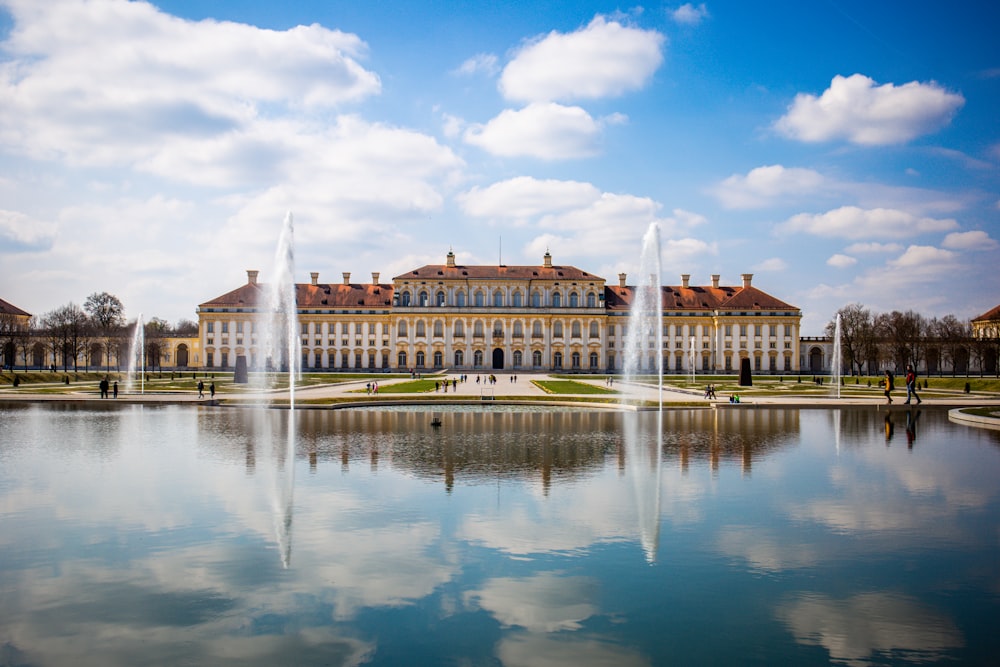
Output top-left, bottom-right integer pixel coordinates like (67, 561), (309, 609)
(0, 297), (32, 369)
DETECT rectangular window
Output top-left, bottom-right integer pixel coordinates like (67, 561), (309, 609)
(739, 325), (747, 337)
(608, 324), (615, 336)
(355, 323), (362, 334)
(769, 324), (777, 337)
(206, 322), (214, 334)
(221, 322), (229, 334)
(755, 325), (762, 336)
(368, 323), (376, 334)
(236, 321), (244, 334)
(725, 325), (732, 336)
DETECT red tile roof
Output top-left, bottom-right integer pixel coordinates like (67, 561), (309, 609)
(0, 297), (31, 318)
(605, 284), (797, 312)
(973, 304), (1000, 322)
(199, 282), (393, 309)
(393, 264), (600, 281)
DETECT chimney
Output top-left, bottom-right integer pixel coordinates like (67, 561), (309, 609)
(247, 270), (259, 285)
(618, 273), (627, 288)
(446, 250), (456, 268)
(741, 273), (753, 288)
(543, 251), (552, 268)
(342, 272), (351, 286)
(310, 272), (319, 286)
(371, 272), (380, 285)
(712, 274), (720, 288)
(681, 274), (690, 289)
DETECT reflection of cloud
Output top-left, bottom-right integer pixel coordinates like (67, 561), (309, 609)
(497, 631), (650, 667)
(715, 526), (820, 572)
(776, 592), (963, 666)
(465, 572), (598, 632)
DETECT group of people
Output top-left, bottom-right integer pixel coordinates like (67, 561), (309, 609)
(196, 380), (215, 399)
(703, 384), (717, 399)
(883, 365), (922, 405)
(98, 378), (117, 399)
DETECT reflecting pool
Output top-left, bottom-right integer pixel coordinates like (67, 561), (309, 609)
(1, 403), (999, 666)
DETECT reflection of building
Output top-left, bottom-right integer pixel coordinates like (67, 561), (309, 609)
(193, 251), (803, 373)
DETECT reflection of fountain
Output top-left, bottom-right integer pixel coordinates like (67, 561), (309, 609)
(125, 313), (144, 394)
(832, 313), (842, 400)
(689, 335), (696, 385)
(621, 223), (664, 562)
(622, 223), (663, 405)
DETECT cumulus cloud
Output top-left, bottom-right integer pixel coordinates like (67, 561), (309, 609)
(0, 209), (57, 250)
(942, 230), (998, 250)
(463, 103), (605, 159)
(775, 74), (964, 145)
(778, 206), (958, 240)
(0, 0), (381, 172)
(712, 165), (827, 209)
(499, 16), (664, 103)
(827, 253), (857, 268)
(754, 257), (787, 271)
(454, 53), (499, 77)
(845, 242), (903, 254)
(458, 177), (600, 220)
(670, 3), (710, 25)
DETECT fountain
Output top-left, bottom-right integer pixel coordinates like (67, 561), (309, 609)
(689, 334), (696, 385)
(256, 212), (300, 409)
(832, 312), (842, 400)
(125, 313), (144, 394)
(622, 222), (664, 406)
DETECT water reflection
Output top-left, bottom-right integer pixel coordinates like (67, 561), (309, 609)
(1, 403), (998, 666)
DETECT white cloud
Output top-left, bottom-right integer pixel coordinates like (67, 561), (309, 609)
(458, 177), (600, 220)
(0, 209), (57, 250)
(754, 257), (787, 271)
(888, 245), (955, 268)
(454, 53), (499, 77)
(0, 0), (380, 172)
(779, 206), (958, 240)
(499, 16), (664, 103)
(845, 242), (903, 254)
(827, 253), (857, 268)
(670, 3), (710, 25)
(712, 165), (827, 209)
(942, 230), (998, 250)
(464, 103), (604, 159)
(775, 74), (964, 145)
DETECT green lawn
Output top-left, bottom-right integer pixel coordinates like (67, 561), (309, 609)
(533, 380), (617, 395)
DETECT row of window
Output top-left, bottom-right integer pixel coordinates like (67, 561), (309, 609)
(398, 289), (600, 308)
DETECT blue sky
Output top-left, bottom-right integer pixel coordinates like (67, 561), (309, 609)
(0, 0), (997, 333)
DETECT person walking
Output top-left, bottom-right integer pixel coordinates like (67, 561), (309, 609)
(904, 365), (922, 404)
(210, 382), (216, 399)
(112, 381), (118, 399)
(883, 370), (894, 404)
(197, 380), (204, 398)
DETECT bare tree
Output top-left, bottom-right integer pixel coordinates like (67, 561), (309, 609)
(825, 304), (873, 375)
(84, 292), (125, 371)
(875, 310), (924, 371)
(173, 319), (198, 336)
(41, 304), (89, 371)
(145, 317), (170, 372)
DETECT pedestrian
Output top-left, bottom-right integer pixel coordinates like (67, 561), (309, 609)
(197, 380), (204, 398)
(99, 378), (108, 398)
(904, 365), (922, 404)
(113, 381), (118, 399)
(883, 370), (894, 404)
(210, 382), (216, 399)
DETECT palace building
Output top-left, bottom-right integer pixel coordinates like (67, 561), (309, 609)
(193, 250), (803, 374)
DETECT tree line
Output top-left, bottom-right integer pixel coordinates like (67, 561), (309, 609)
(825, 303), (999, 377)
(0, 292), (197, 372)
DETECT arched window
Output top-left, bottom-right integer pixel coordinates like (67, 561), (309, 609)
(492, 320), (503, 336)
(433, 320), (443, 337)
(397, 321), (408, 336)
(416, 320), (426, 337)
(455, 350), (464, 366)
(532, 350), (542, 367)
(513, 321), (523, 337)
(553, 321), (563, 338)
(398, 351), (407, 368)
(474, 290), (485, 307)
(552, 291), (562, 308)
(454, 320), (465, 337)
(419, 290), (428, 306)
(436, 291), (446, 306)
(589, 352), (599, 369)
(571, 322), (581, 338)
(493, 290), (503, 307)
(589, 322), (599, 338)
(456, 291), (467, 307)
(416, 351), (425, 367)
(474, 350), (484, 367)
(571, 352), (581, 368)
(433, 351), (443, 368)
(587, 292), (596, 308)
(532, 321), (543, 338)
(513, 350), (523, 367)
(512, 291), (523, 307)
(531, 290), (541, 307)
(474, 321), (484, 337)
(401, 291), (411, 306)
(553, 352), (563, 368)
(569, 292), (579, 307)
(608, 352), (615, 371)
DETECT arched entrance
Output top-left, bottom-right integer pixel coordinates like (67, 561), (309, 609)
(492, 348), (504, 370)
(809, 347), (823, 373)
(176, 344), (189, 368)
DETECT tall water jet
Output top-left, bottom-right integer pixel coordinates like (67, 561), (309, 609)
(689, 334), (696, 385)
(832, 312), (842, 400)
(622, 223), (663, 406)
(125, 314), (144, 394)
(256, 212), (300, 409)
